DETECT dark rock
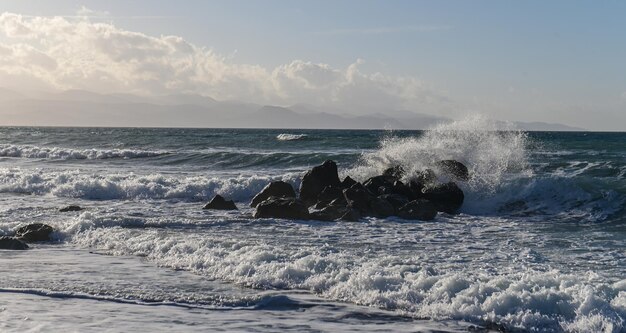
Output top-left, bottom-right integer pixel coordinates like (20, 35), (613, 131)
(329, 196), (348, 206)
(251, 181), (296, 208)
(299, 160), (341, 205)
(422, 182), (465, 214)
(408, 180), (426, 199)
(383, 180), (415, 199)
(60, 205), (82, 212)
(341, 176), (358, 189)
(203, 195), (237, 210)
(397, 200), (438, 221)
(0, 236), (29, 250)
(368, 197), (395, 218)
(317, 185), (344, 204)
(309, 204), (348, 221)
(15, 223), (53, 242)
(343, 186), (372, 214)
(435, 160), (469, 181)
(254, 197), (309, 220)
(378, 194), (410, 212)
(312, 201), (329, 210)
(363, 175), (396, 195)
(339, 208), (361, 222)
(414, 169), (437, 185)
(408, 169), (437, 198)
(383, 165), (405, 179)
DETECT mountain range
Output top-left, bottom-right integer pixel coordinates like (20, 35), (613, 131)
(0, 88), (584, 131)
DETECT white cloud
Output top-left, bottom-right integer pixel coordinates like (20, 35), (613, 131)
(0, 12), (451, 113)
(76, 6), (110, 18)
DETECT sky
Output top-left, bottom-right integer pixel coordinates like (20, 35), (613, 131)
(0, 0), (625, 130)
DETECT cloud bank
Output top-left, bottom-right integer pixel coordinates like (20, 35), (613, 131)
(0, 12), (451, 113)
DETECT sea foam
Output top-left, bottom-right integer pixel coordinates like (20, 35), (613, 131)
(0, 144), (166, 160)
(0, 168), (300, 201)
(54, 213), (626, 333)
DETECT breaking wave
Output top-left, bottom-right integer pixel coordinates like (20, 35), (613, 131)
(0, 144), (167, 160)
(0, 168), (300, 202)
(276, 133), (309, 141)
(348, 115), (625, 222)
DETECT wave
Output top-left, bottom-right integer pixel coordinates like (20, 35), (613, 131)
(348, 115), (531, 193)
(0, 144), (167, 160)
(347, 115), (625, 222)
(0, 287), (307, 311)
(0, 143), (359, 169)
(276, 133), (308, 141)
(0, 168), (301, 201)
(51, 214), (626, 333)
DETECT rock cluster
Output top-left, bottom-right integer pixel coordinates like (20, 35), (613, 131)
(0, 222), (55, 250)
(205, 159), (468, 222)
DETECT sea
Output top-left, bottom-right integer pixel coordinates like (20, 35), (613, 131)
(0, 117), (624, 332)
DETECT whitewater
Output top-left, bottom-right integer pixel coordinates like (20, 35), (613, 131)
(1, 119), (625, 332)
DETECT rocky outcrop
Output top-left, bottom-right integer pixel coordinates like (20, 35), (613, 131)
(254, 197), (310, 220)
(421, 182), (465, 214)
(15, 223), (53, 242)
(0, 236), (29, 250)
(341, 176), (358, 189)
(369, 197), (395, 218)
(299, 160), (341, 205)
(382, 165), (405, 179)
(251, 159), (466, 222)
(339, 208), (361, 222)
(60, 205), (82, 212)
(363, 175), (397, 196)
(309, 203), (349, 221)
(203, 195), (237, 210)
(397, 200), (438, 221)
(343, 184), (373, 215)
(435, 160), (469, 181)
(316, 185), (344, 205)
(379, 194), (410, 212)
(251, 181), (296, 208)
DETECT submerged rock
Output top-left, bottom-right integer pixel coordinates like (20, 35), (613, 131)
(421, 182), (464, 214)
(0, 236), (29, 250)
(299, 160), (341, 205)
(203, 195), (237, 210)
(15, 223), (53, 242)
(397, 200), (438, 221)
(254, 197), (309, 220)
(435, 160), (469, 181)
(60, 205), (82, 212)
(251, 181), (296, 208)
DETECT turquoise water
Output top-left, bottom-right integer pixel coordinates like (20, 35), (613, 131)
(1, 121), (625, 332)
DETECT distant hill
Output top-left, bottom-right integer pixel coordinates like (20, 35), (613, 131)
(0, 88), (585, 130)
(513, 121), (585, 132)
